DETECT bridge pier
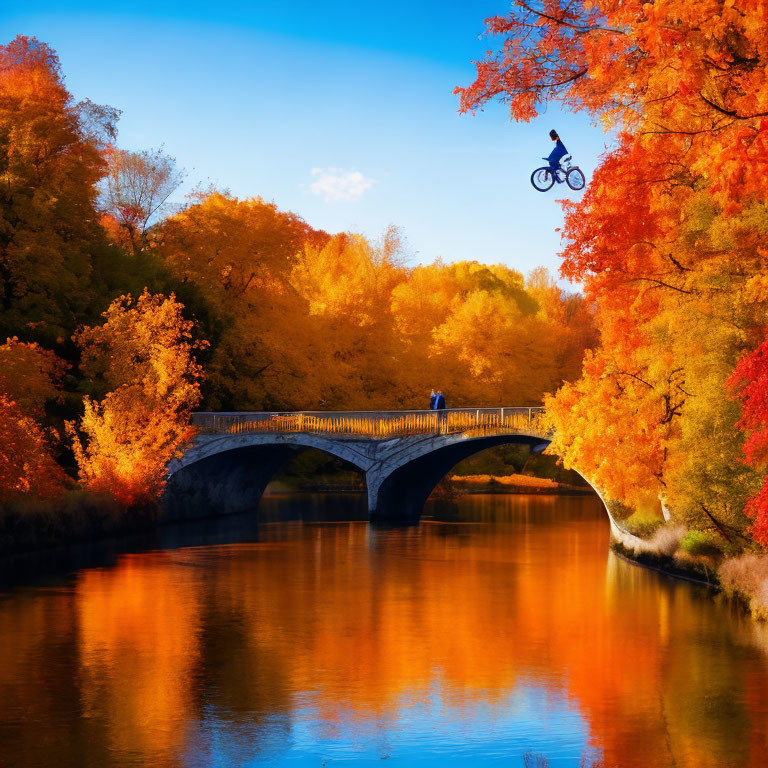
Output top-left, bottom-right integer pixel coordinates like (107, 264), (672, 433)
(366, 469), (436, 526)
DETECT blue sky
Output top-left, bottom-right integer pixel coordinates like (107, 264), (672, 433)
(3, 2), (613, 280)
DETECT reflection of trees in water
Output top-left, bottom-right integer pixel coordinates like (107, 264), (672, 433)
(192, 599), (293, 763)
(0, 496), (767, 767)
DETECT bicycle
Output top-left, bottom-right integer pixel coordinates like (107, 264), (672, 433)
(530, 155), (586, 192)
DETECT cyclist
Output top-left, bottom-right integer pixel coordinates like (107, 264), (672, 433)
(547, 129), (568, 183)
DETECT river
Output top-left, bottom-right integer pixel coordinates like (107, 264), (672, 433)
(1, 493), (767, 767)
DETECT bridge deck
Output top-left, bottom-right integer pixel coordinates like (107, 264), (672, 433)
(191, 407), (550, 440)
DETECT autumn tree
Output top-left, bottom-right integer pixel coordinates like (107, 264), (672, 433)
(390, 261), (588, 406)
(459, 1), (768, 543)
(728, 337), (768, 547)
(290, 229), (408, 408)
(68, 291), (204, 506)
(100, 146), (184, 253)
(526, 267), (597, 381)
(0, 394), (67, 503)
(0, 337), (68, 502)
(0, 36), (120, 346)
(0, 337), (67, 420)
(157, 192), (328, 410)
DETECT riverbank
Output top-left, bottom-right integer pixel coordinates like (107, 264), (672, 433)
(610, 539), (720, 588)
(0, 491), (158, 558)
(268, 473), (594, 496)
(448, 473), (594, 495)
(609, 520), (768, 621)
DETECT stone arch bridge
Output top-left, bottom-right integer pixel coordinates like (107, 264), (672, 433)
(165, 408), (627, 533)
(166, 408), (552, 524)
(163, 407), (640, 547)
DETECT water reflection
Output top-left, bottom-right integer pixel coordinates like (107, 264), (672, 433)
(1, 494), (767, 767)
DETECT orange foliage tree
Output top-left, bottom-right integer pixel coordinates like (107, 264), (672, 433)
(0, 337), (67, 419)
(157, 191), (329, 410)
(0, 35), (118, 346)
(458, 1), (768, 542)
(0, 394), (66, 503)
(68, 291), (205, 506)
(0, 338), (68, 504)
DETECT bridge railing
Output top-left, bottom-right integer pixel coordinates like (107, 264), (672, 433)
(191, 407), (550, 440)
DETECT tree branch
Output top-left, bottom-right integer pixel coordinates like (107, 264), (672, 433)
(698, 502), (732, 542)
(699, 93), (768, 120)
(516, 1), (626, 34)
(630, 277), (692, 295)
(604, 370), (656, 390)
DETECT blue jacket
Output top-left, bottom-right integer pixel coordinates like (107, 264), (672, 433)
(548, 139), (568, 165)
(435, 394), (446, 410)
(429, 394), (436, 409)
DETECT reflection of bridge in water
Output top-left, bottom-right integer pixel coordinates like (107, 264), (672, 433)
(166, 408), (557, 524)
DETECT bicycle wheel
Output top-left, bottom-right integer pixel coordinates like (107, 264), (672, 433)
(566, 167), (586, 190)
(531, 167), (555, 192)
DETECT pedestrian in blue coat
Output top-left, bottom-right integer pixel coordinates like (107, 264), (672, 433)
(435, 391), (446, 410)
(429, 389), (437, 410)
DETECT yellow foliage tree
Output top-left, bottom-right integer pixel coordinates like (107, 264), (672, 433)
(68, 291), (205, 507)
(290, 230), (408, 408)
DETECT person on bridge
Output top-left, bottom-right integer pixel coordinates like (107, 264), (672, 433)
(429, 389), (437, 410)
(435, 391), (446, 410)
(547, 129), (568, 182)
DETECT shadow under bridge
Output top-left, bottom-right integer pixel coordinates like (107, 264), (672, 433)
(164, 408), (552, 525)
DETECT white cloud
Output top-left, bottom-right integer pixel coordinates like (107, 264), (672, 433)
(308, 167), (375, 203)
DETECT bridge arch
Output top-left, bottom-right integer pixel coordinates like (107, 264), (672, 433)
(367, 433), (554, 524)
(163, 434), (374, 521)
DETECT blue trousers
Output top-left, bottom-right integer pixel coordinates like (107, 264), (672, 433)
(549, 159), (564, 181)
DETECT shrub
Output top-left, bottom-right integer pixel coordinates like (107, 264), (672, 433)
(680, 530), (723, 557)
(718, 554), (768, 620)
(623, 514), (664, 539)
(648, 524), (686, 557)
